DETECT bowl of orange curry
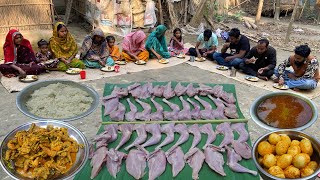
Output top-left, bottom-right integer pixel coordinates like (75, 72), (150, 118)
(0, 120), (89, 180)
(250, 92), (318, 131)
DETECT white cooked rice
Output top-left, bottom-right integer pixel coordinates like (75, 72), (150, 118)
(26, 83), (94, 119)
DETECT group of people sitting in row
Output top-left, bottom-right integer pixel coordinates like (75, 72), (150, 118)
(0, 22), (318, 91)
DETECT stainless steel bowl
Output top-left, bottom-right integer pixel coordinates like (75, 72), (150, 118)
(249, 92), (318, 131)
(16, 79), (99, 122)
(252, 130), (320, 180)
(0, 120), (89, 180)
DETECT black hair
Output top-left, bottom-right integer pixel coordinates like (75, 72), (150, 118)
(203, 29), (212, 39)
(37, 39), (48, 47)
(173, 28), (182, 40)
(228, 28), (241, 38)
(294, 44), (311, 58)
(106, 35), (115, 42)
(258, 39), (269, 47)
(57, 24), (66, 32)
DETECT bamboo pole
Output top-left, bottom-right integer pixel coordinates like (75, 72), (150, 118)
(158, 0), (164, 24)
(255, 0), (264, 24)
(50, 0), (55, 25)
(183, 0), (188, 25)
(64, 0), (73, 25)
(284, 0), (299, 44)
(101, 119), (248, 125)
(274, 0), (281, 21)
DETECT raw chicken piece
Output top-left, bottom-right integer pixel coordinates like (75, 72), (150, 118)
(125, 124), (148, 151)
(90, 146), (108, 179)
(232, 140), (252, 159)
(163, 82), (175, 99)
(147, 149), (166, 180)
(197, 84), (215, 96)
(155, 123), (175, 150)
(166, 146), (185, 177)
(174, 82), (187, 96)
(204, 144), (226, 176)
(126, 148), (148, 179)
(186, 83), (198, 97)
(221, 91), (236, 104)
(187, 98), (201, 119)
(212, 85), (224, 98)
(106, 148), (127, 178)
(162, 98), (180, 120)
(138, 82), (153, 99)
(104, 124), (118, 143)
(222, 100), (239, 119)
(231, 123), (249, 143)
(141, 124), (162, 148)
(200, 123), (216, 149)
(109, 102), (126, 121)
(216, 122), (234, 148)
(184, 147), (205, 180)
(225, 146), (257, 176)
(102, 94), (119, 116)
(95, 140), (107, 149)
(115, 124), (133, 150)
(178, 96), (192, 120)
(166, 124), (189, 155)
(125, 98), (138, 121)
(88, 144), (94, 159)
(194, 95), (214, 119)
(93, 131), (111, 142)
(111, 86), (128, 98)
(208, 95), (228, 119)
(188, 124), (201, 150)
(153, 85), (164, 97)
(150, 97), (164, 121)
(128, 83), (142, 98)
(135, 99), (152, 121)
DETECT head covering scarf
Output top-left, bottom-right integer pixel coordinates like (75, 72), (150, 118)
(145, 25), (170, 58)
(49, 22), (78, 59)
(3, 29), (34, 64)
(79, 28), (108, 60)
(122, 30), (146, 54)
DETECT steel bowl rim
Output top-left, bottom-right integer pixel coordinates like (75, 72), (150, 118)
(249, 91), (318, 131)
(0, 120), (89, 180)
(16, 79), (99, 122)
(252, 129), (320, 180)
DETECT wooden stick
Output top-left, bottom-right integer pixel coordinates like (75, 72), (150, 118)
(158, 0), (164, 24)
(228, 0), (250, 11)
(249, 21), (258, 29)
(285, 0), (299, 44)
(255, 0), (264, 24)
(0, 3), (53, 7)
(183, 0), (188, 25)
(101, 119), (248, 125)
(244, 20), (252, 29)
(299, 0), (307, 19)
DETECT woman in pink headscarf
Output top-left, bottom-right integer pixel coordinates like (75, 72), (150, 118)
(121, 30), (149, 62)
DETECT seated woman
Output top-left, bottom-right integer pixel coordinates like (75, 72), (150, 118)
(145, 25), (170, 60)
(122, 30), (149, 62)
(80, 28), (110, 68)
(106, 35), (121, 62)
(0, 29), (46, 78)
(49, 22), (85, 71)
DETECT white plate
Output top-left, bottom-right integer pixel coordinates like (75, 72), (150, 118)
(245, 76), (259, 82)
(195, 57), (206, 62)
(115, 61), (127, 65)
(19, 75), (38, 83)
(66, 68), (82, 74)
(176, 54), (186, 59)
(216, 65), (229, 71)
(134, 60), (146, 65)
(158, 59), (169, 64)
(101, 66), (115, 72)
(273, 83), (289, 90)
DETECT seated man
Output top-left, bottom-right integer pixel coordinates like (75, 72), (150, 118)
(187, 29), (218, 60)
(213, 28), (250, 68)
(273, 45), (318, 90)
(239, 39), (276, 80)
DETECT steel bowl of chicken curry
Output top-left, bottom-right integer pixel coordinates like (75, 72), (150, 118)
(0, 120), (89, 180)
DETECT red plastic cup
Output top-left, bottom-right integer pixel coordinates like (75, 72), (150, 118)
(80, 70), (86, 79)
(114, 65), (120, 73)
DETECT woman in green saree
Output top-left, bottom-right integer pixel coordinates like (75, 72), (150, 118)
(145, 25), (171, 59)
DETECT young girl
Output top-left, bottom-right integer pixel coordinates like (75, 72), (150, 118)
(168, 28), (188, 56)
(106, 36), (121, 63)
(35, 39), (59, 69)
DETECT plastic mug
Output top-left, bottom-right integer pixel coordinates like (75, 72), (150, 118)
(80, 70), (86, 79)
(190, 56), (195, 62)
(114, 65), (120, 73)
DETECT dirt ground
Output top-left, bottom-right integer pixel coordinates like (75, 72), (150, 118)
(0, 16), (320, 179)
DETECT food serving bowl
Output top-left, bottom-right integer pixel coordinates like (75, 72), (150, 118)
(249, 92), (318, 131)
(16, 79), (99, 122)
(252, 130), (320, 180)
(0, 120), (89, 180)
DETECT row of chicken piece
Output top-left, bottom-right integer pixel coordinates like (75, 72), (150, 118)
(89, 122), (257, 179)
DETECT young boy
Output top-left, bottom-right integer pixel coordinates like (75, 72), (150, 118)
(35, 39), (59, 69)
(106, 36), (121, 62)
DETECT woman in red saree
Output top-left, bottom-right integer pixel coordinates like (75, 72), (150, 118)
(0, 29), (46, 77)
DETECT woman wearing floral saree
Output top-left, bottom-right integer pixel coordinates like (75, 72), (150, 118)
(145, 25), (170, 59)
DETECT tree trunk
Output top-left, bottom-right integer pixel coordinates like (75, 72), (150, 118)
(255, 0), (264, 24)
(158, 0), (164, 24)
(184, 0), (188, 25)
(189, 0), (207, 27)
(284, 0), (299, 44)
(166, 0), (178, 28)
(274, 0), (281, 21)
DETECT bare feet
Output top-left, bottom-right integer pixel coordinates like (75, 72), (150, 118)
(293, 88), (301, 91)
(273, 78), (279, 83)
(257, 75), (268, 81)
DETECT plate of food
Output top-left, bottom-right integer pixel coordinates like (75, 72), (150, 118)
(195, 57), (206, 62)
(66, 68), (82, 75)
(273, 83), (289, 90)
(176, 54), (186, 58)
(216, 65), (229, 71)
(115, 61), (127, 65)
(245, 75), (259, 82)
(19, 75), (38, 83)
(43, 59), (56, 65)
(158, 58), (169, 64)
(134, 60), (146, 65)
(101, 66), (115, 72)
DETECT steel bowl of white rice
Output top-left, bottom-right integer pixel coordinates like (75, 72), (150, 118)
(16, 79), (99, 121)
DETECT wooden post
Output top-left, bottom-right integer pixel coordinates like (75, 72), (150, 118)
(166, 0), (178, 28)
(255, 0), (264, 24)
(158, 0), (164, 24)
(274, 0), (281, 21)
(50, 0), (55, 25)
(189, 0), (206, 27)
(64, 0), (73, 25)
(183, 0), (188, 25)
(284, 0), (299, 44)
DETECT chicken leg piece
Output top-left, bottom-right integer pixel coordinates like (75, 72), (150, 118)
(221, 100), (239, 119)
(111, 86), (128, 98)
(231, 140), (252, 159)
(141, 124), (162, 148)
(135, 99), (152, 121)
(126, 147), (148, 179)
(231, 123), (249, 143)
(188, 124), (201, 150)
(166, 124), (189, 155)
(102, 94), (119, 116)
(200, 123), (216, 149)
(178, 96), (192, 120)
(204, 144), (226, 176)
(187, 98), (201, 120)
(194, 95), (214, 119)
(226, 146), (257, 176)
(105, 148), (127, 178)
(162, 98), (180, 120)
(216, 122), (234, 148)
(150, 97), (164, 121)
(184, 147), (205, 180)
(109, 102), (126, 121)
(166, 146), (185, 177)
(104, 124), (118, 143)
(125, 98), (138, 121)
(147, 149), (166, 180)
(125, 124), (148, 151)
(90, 146), (108, 179)
(156, 123), (175, 150)
(153, 85), (164, 97)
(174, 82), (187, 96)
(186, 83), (198, 97)
(208, 95), (228, 119)
(115, 124), (133, 150)
(163, 81), (175, 99)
